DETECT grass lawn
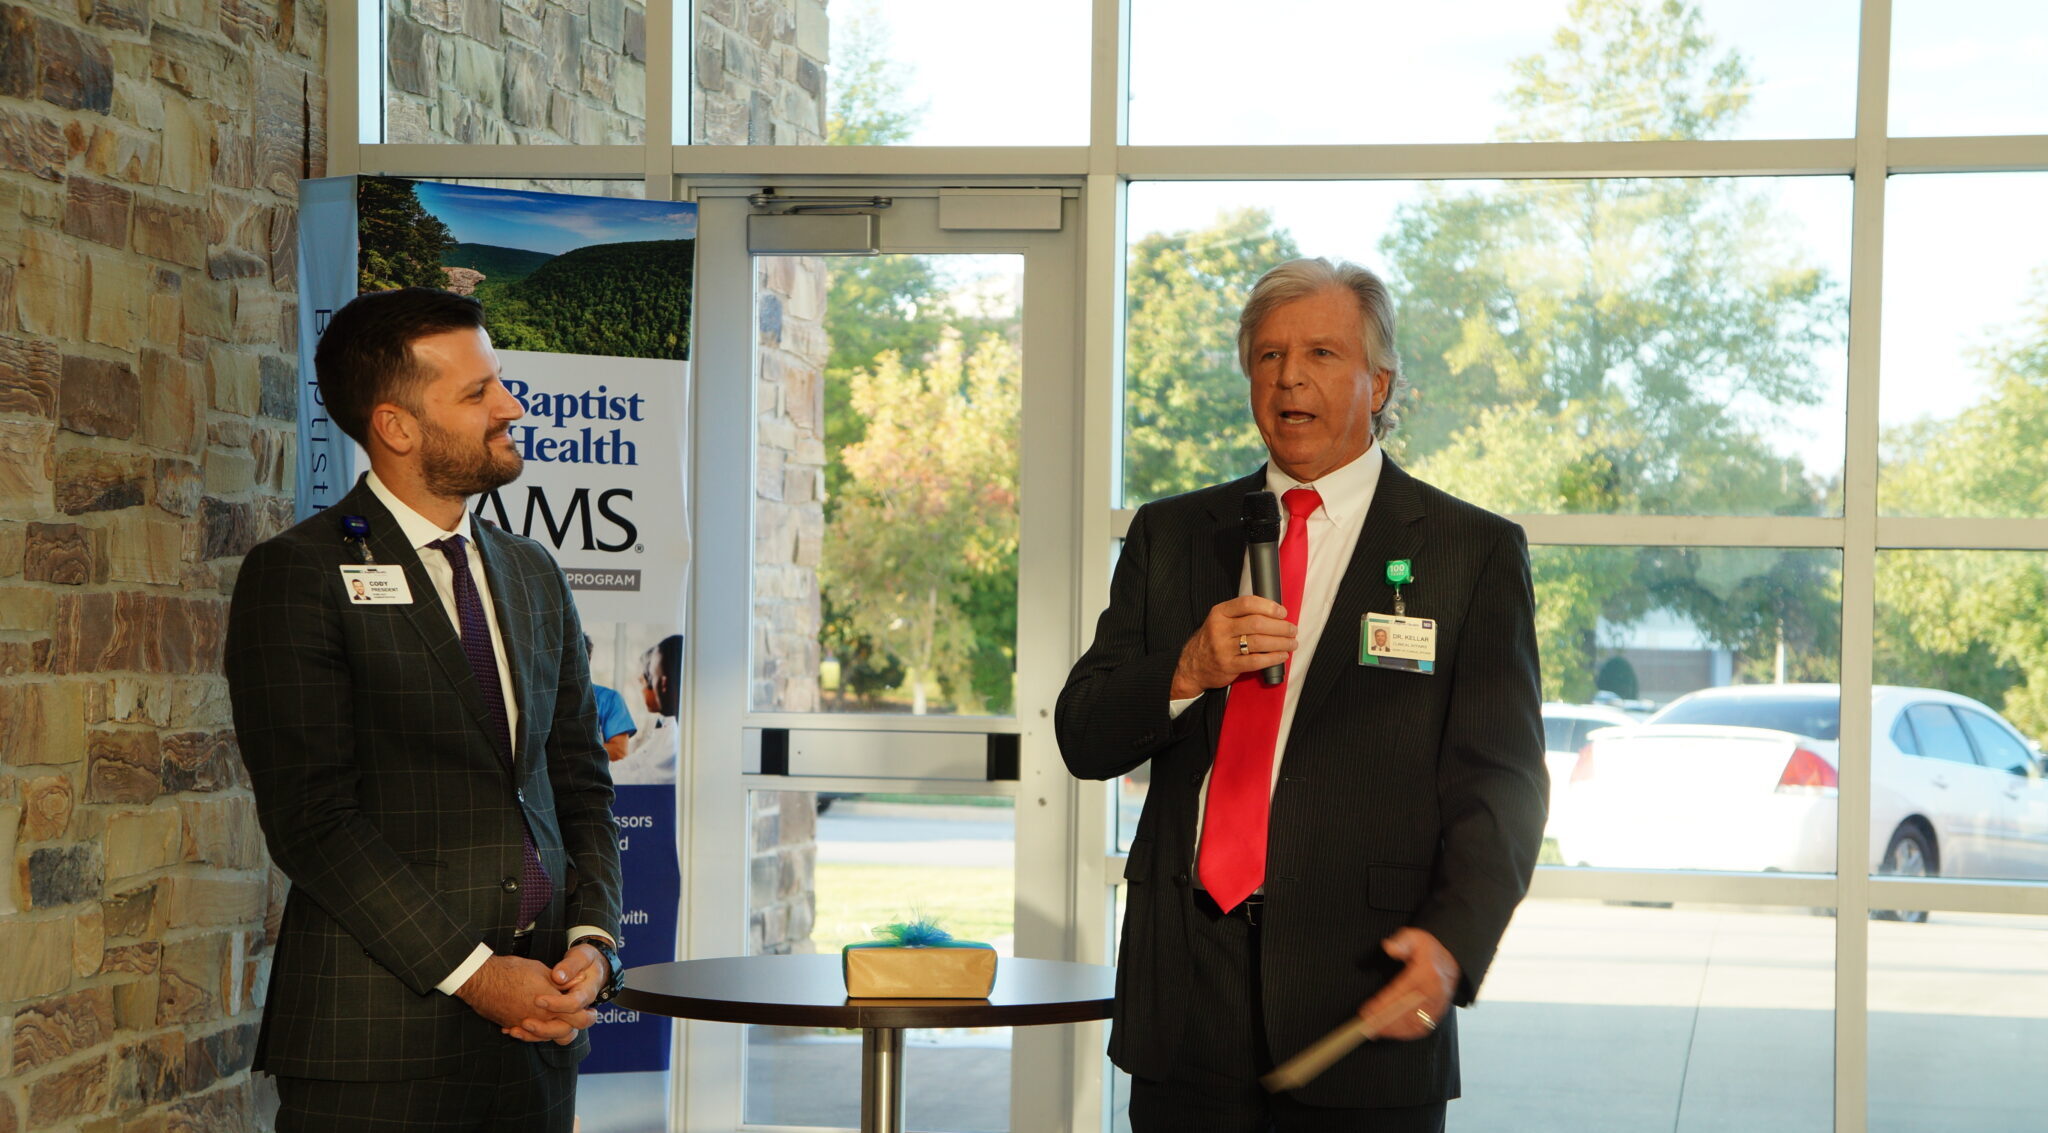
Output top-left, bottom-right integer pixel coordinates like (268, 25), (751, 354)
(811, 863), (1014, 954)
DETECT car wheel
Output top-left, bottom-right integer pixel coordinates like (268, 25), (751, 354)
(1874, 824), (1933, 924)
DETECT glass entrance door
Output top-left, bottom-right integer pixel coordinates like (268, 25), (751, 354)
(685, 189), (1092, 1132)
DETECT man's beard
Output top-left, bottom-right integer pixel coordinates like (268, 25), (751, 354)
(419, 418), (523, 498)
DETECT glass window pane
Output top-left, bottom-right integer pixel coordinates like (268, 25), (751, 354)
(1881, 174), (2048, 517)
(1889, 2), (2048, 136)
(745, 791), (1014, 1131)
(1960, 710), (2034, 777)
(378, 0), (647, 144)
(1902, 705), (1973, 765)
(753, 254), (1022, 716)
(1129, 0), (1858, 145)
(1122, 179), (1851, 515)
(1870, 912), (2048, 1132)
(694, 0), (1089, 145)
(1457, 899), (1832, 1131)
(1876, 550), (2048, 884)
(1544, 547), (1842, 873)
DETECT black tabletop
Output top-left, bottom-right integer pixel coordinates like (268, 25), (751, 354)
(616, 955), (1115, 1030)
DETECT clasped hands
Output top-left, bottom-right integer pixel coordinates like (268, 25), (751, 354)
(1171, 596), (1298, 700)
(457, 943), (609, 1044)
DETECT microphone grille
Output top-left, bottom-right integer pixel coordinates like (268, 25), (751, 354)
(1243, 491), (1281, 542)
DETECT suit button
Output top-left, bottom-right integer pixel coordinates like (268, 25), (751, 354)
(1172, 872), (1190, 886)
(502, 877), (520, 892)
(516, 789), (526, 804)
(1135, 733), (1157, 746)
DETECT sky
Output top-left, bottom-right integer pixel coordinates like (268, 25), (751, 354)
(409, 180), (698, 256)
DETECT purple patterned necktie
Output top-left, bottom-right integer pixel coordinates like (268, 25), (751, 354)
(430, 534), (553, 928)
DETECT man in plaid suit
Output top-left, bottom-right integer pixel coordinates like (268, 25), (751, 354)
(227, 288), (624, 1131)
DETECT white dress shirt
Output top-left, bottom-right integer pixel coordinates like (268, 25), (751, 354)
(363, 472), (614, 993)
(1176, 442), (1385, 873)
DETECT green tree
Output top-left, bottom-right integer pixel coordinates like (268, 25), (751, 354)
(1385, 0), (1843, 698)
(1122, 208), (1301, 504)
(356, 177), (456, 292)
(826, 1), (924, 147)
(821, 331), (1020, 714)
(1876, 278), (2048, 736)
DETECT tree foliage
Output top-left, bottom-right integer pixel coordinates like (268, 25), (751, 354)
(1110, 0), (1846, 703)
(1390, 0), (1845, 699)
(826, 1), (923, 146)
(1876, 279), (2048, 736)
(1122, 208), (1301, 504)
(474, 239), (694, 360)
(821, 331), (1021, 715)
(357, 177), (456, 292)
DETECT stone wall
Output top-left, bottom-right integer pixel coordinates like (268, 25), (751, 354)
(747, 789), (817, 955)
(692, 0), (828, 146)
(0, 0), (323, 1127)
(383, 0), (647, 146)
(698, 0), (831, 956)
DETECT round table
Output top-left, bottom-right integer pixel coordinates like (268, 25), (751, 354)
(616, 954), (1114, 1133)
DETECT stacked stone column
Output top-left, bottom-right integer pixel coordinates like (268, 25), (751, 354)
(0, 0), (322, 1127)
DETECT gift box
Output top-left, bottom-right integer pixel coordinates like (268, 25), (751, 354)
(841, 918), (997, 998)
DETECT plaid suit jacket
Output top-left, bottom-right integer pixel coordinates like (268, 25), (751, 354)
(1057, 458), (1546, 1108)
(226, 477), (623, 1081)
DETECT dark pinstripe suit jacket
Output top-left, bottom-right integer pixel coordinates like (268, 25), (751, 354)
(225, 477), (622, 1081)
(1058, 457), (1546, 1108)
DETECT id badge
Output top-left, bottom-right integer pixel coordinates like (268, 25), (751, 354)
(340, 564), (414, 605)
(1361, 613), (1435, 674)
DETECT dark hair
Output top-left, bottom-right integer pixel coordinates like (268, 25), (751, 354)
(641, 634), (684, 717)
(314, 287), (487, 447)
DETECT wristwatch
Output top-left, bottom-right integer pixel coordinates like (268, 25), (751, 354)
(572, 935), (626, 1004)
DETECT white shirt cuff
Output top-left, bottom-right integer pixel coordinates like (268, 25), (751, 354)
(437, 942), (494, 996)
(567, 925), (616, 949)
(1168, 696), (1199, 720)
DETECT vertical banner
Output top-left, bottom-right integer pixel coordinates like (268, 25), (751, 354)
(293, 177), (361, 520)
(297, 179), (693, 1107)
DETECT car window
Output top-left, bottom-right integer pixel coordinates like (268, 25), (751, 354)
(1570, 720), (1606, 748)
(1544, 717), (1574, 751)
(1649, 694), (1840, 739)
(1902, 704), (1977, 766)
(1890, 715), (1920, 756)
(1959, 709), (2034, 776)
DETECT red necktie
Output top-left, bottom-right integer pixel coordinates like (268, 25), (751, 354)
(1197, 487), (1320, 912)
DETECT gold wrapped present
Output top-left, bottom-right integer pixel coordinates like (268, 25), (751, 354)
(842, 940), (997, 998)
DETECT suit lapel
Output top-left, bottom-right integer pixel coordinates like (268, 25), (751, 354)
(1293, 457), (1428, 725)
(342, 480), (509, 765)
(470, 516), (531, 766)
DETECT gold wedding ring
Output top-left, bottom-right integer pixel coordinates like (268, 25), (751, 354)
(1237, 635), (1251, 656)
(1415, 1007), (1436, 1030)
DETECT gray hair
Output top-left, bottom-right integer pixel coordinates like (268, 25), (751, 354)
(1236, 257), (1405, 439)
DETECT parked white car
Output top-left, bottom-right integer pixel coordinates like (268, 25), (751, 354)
(1540, 702), (1637, 839)
(1553, 685), (2048, 914)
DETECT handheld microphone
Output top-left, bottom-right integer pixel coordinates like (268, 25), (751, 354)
(1243, 491), (1285, 687)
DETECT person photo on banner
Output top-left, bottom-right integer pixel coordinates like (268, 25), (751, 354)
(612, 632), (682, 785)
(585, 633), (640, 763)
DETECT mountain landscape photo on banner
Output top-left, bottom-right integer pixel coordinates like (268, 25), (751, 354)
(355, 176), (696, 362)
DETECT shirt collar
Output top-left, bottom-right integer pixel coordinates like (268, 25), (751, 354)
(1263, 441), (1383, 527)
(365, 469), (475, 551)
